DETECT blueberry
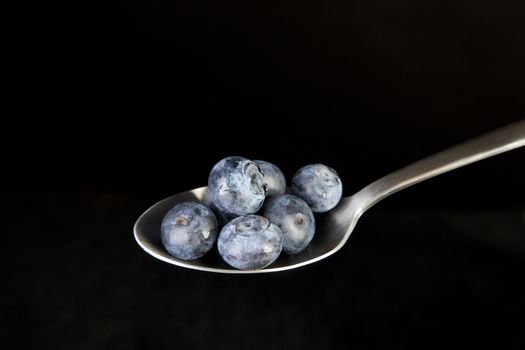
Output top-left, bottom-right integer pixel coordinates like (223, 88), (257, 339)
(291, 164), (343, 213)
(161, 202), (218, 260)
(263, 194), (315, 254)
(208, 156), (267, 216)
(254, 160), (286, 197)
(218, 215), (283, 270)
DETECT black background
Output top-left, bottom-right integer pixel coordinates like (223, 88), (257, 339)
(4, 0), (525, 348)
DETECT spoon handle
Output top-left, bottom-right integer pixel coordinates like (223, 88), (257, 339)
(355, 119), (525, 212)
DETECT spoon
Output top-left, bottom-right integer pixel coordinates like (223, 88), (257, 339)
(134, 120), (525, 274)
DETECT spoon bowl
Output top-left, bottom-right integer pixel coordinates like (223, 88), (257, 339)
(134, 120), (525, 273)
(133, 186), (361, 273)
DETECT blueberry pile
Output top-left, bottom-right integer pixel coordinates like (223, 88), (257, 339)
(160, 156), (343, 270)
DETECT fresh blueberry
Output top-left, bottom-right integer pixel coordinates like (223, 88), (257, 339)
(263, 194), (315, 254)
(218, 215), (283, 270)
(291, 164), (343, 213)
(161, 202), (218, 260)
(208, 156), (267, 216)
(254, 160), (286, 197)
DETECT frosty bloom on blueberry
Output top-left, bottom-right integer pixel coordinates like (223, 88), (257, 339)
(158, 157), (343, 269)
(292, 164), (343, 213)
(253, 160), (286, 197)
(263, 194), (315, 254)
(161, 202), (218, 260)
(208, 156), (267, 216)
(218, 215), (283, 270)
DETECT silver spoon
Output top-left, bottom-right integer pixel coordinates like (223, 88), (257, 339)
(134, 120), (525, 274)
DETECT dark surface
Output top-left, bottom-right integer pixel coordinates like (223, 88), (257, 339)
(5, 0), (525, 348)
(2, 190), (525, 349)
(10, 0), (525, 201)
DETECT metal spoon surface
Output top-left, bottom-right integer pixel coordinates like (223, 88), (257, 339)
(134, 120), (525, 273)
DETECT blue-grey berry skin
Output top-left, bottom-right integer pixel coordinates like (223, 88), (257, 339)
(263, 194), (315, 254)
(208, 156), (267, 216)
(218, 215), (283, 270)
(161, 202), (218, 260)
(254, 160), (286, 197)
(291, 164), (343, 213)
